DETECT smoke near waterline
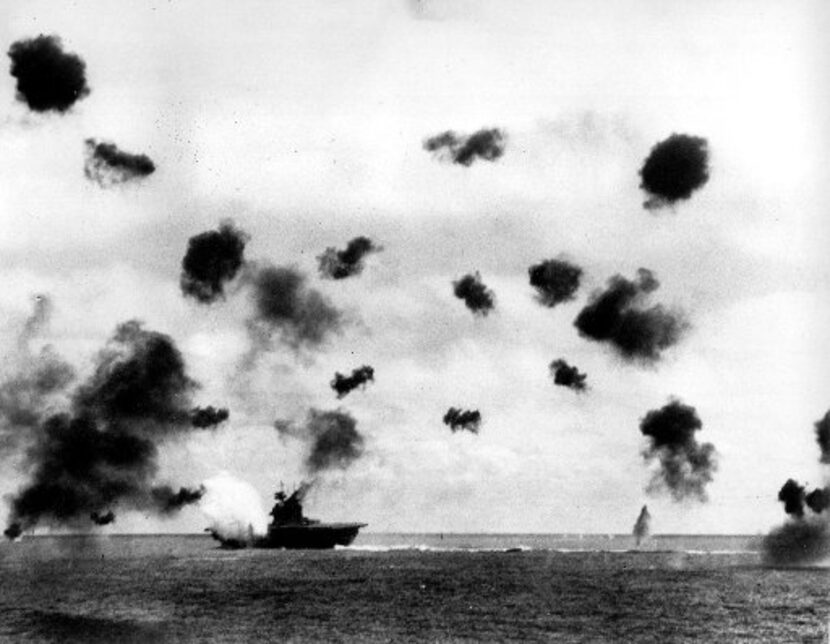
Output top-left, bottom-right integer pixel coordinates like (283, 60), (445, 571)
(549, 359), (587, 392)
(633, 505), (651, 546)
(423, 128), (506, 166)
(276, 408), (365, 474)
(90, 511), (115, 526)
(453, 272), (495, 316)
(639, 133), (710, 210)
(639, 399), (717, 502)
(199, 472), (268, 542)
(574, 268), (686, 362)
(331, 366), (375, 399)
(318, 236), (382, 280)
(180, 222), (249, 304)
(763, 409), (830, 565)
(8, 34), (90, 113)
(83, 139), (156, 187)
(4, 319), (223, 536)
(443, 407), (481, 434)
(528, 259), (582, 308)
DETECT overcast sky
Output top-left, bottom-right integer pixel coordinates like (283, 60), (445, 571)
(0, 0), (828, 534)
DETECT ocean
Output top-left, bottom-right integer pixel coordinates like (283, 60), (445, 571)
(1, 533), (828, 643)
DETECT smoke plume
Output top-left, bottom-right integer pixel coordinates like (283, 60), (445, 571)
(574, 268), (686, 362)
(633, 505), (651, 546)
(83, 139), (156, 187)
(90, 511), (115, 526)
(0, 297), (75, 452)
(639, 399), (717, 502)
(816, 411), (830, 464)
(331, 366), (375, 399)
(528, 259), (582, 308)
(180, 222), (249, 304)
(453, 272), (495, 316)
(763, 410), (830, 565)
(423, 128), (506, 166)
(549, 359), (587, 393)
(150, 485), (205, 514)
(4, 320), (221, 536)
(317, 236), (382, 280)
(246, 264), (343, 350)
(8, 35), (90, 113)
(276, 408), (365, 474)
(639, 133), (710, 210)
(443, 407), (481, 434)
(190, 406), (229, 428)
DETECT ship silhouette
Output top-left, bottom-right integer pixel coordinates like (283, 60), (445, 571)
(208, 482), (366, 549)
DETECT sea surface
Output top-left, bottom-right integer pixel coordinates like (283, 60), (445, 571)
(1, 533), (828, 643)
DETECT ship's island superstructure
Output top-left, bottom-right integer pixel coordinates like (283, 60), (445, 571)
(208, 484), (366, 549)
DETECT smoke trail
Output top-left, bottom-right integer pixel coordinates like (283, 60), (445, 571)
(199, 472), (268, 541)
(574, 268), (686, 362)
(276, 408), (365, 474)
(246, 264), (343, 350)
(423, 128), (506, 166)
(83, 139), (155, 187)
(0, 296), (75, 452)
(443, 407), (481, 434)
(639, 399), (717, 502)
(317, 236), (382, 280)
(452, 272), (495, 316)
(331, 366), (375, 399)
(639, 133), (710, 210)
(816, 411), (830, 464)
(528, 259), (582, 308)
(190, 406), (229, 428)
(549, 359), (587, 392)
(150, 485), (205, 514)
(180, 222), (249, 304)
(4, 319), (224, 536)
(633, 505), (651, 546)
(7, 35), (90, 113)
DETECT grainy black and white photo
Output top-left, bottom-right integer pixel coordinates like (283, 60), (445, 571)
(0, 1), (828, 642)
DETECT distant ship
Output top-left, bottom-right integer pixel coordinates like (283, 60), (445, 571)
(208, 484), (366, 550)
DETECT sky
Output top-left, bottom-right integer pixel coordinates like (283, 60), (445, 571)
(0, 0), (828, 535)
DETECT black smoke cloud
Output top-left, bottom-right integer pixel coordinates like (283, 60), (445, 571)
(8, 35), (90, 113)
(190, 406), (229, 428)
(331, 366), (375, 399)
(4, 320), (216, 536)
(763, 410), (830, 565)
(90, 510), (115, 526)
(528, 259), (582, 308)
(453, 272), (495, 316)
(443, 407), (481, 434)
(423, 128), (506, 166)
(639, 399), (717, 502)
(639, 133), (710, 210)
(574, 268), (686, 362)
(150, 484), (205, 514)
(549, 359), (587, 392)
(247, 264), (343, 350)
(84, 139), (155, 187)
(276, 408), (365, 474)
(180, 222), (249, 304)
(318, 236), (382, 280)
(816, 411), (830, 465)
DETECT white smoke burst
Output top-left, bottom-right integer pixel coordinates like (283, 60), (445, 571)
(199, 472), (268, 541)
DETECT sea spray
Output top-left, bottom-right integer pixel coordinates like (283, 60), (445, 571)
(199, 472), (268, 541)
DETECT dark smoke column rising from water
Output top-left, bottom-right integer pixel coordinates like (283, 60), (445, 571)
(633, 505), (651, 546)
(4, 319), (221, 537)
